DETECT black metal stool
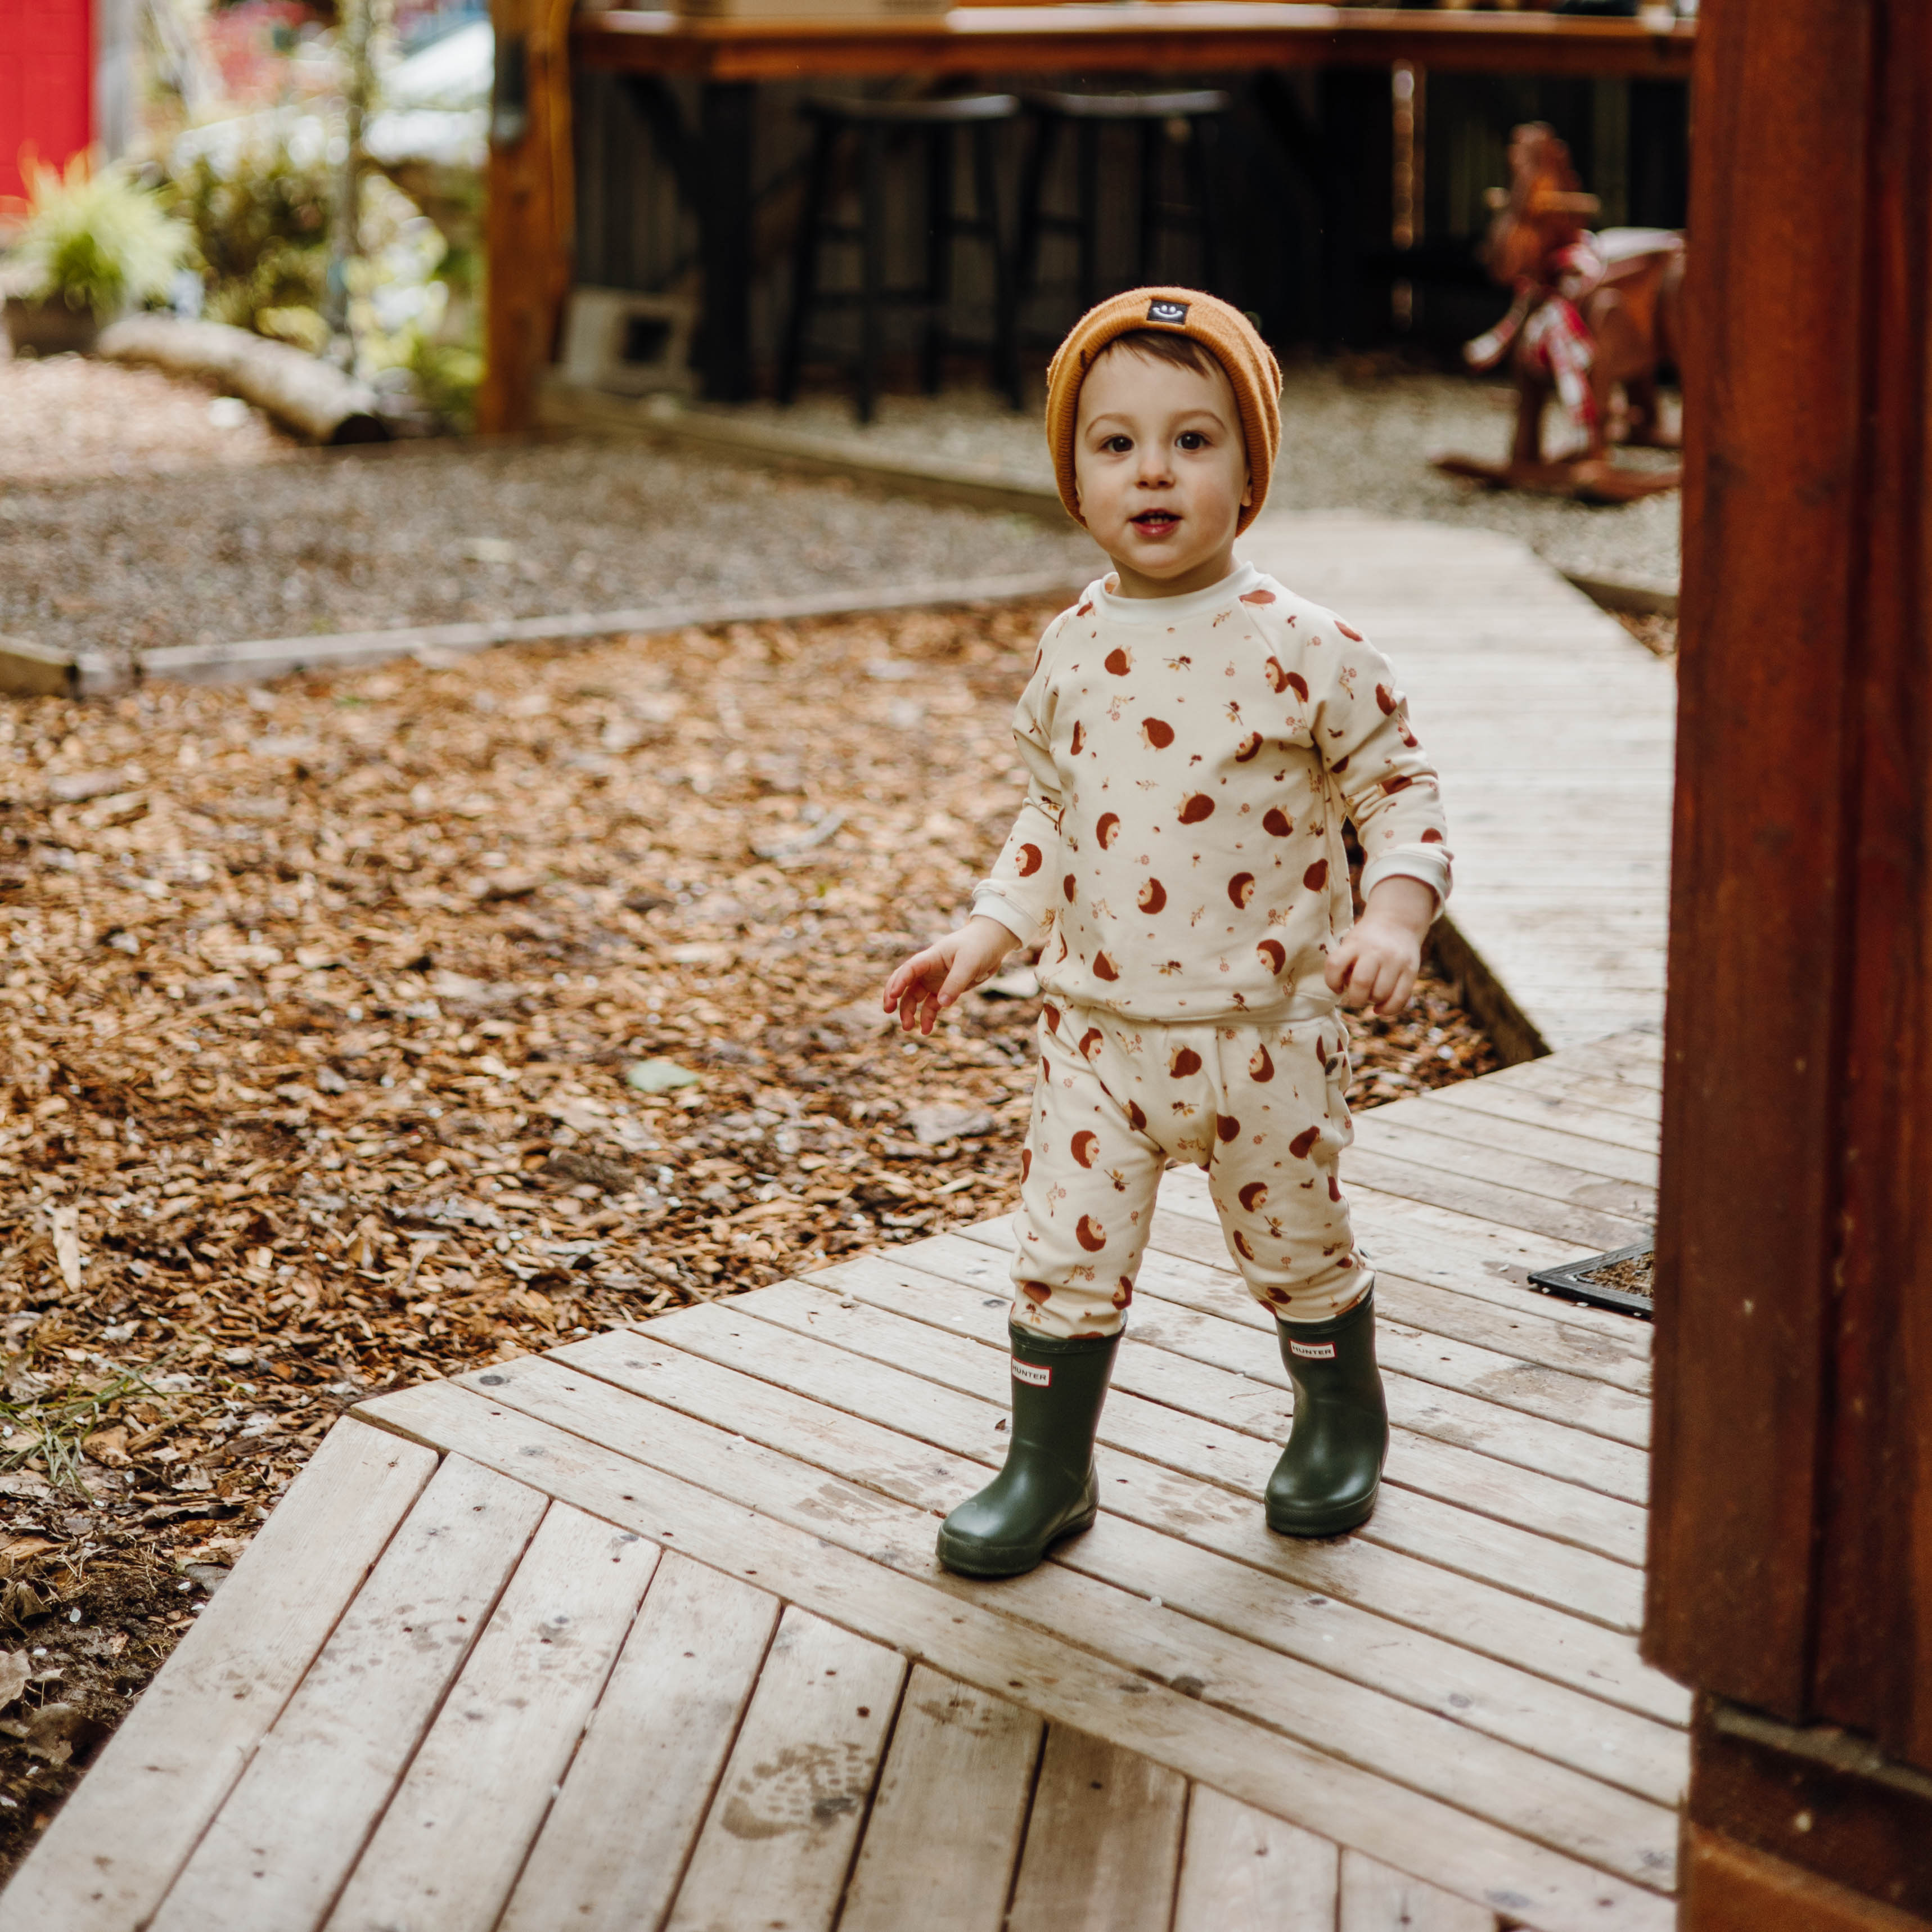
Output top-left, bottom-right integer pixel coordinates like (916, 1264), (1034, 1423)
(1015, 89), (1231, 325)
(778, 93), (1021, 424)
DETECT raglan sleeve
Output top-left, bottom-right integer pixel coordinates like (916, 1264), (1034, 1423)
(970, 636), (1065, 948)
(1308, 616), (1453, 912)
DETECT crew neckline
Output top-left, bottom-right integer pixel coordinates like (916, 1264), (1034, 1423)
(1087, 559), (1264, 626)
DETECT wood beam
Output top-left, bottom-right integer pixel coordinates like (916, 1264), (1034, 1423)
(478, 0), (579, 435)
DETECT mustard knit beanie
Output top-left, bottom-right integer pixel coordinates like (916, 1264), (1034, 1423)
(1044, 287), (1282, 535)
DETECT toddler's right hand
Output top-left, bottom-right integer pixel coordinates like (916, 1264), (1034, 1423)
(882, 915), (1021, 1036)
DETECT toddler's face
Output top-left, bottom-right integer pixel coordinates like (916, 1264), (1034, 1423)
(1072, 348), (1251, 595)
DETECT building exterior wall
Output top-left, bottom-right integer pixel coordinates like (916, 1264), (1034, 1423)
(0, 0), (94, 204)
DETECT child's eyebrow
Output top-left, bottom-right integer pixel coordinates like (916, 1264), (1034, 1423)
(1083, 406), (1232, 435)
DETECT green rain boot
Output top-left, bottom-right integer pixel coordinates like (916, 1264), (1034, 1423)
(1266, 1289), (1389, 1537)
(936, 1326), (1120, 1578)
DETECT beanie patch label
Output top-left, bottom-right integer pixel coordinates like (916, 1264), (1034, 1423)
(1012, 1359), (1052, 1387)
(1288, 1340), (1337, 1360)
(1147, 298), (1190, 326)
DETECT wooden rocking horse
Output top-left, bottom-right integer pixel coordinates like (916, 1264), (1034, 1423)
(1434, 123), (1685, 505)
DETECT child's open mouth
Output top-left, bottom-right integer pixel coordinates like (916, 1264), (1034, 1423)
(1131, 511), (1181, 535)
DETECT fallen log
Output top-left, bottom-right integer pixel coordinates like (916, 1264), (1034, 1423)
(96, 316), (391, 446)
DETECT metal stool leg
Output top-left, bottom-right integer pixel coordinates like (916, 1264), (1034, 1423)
(778, 119), (836, 406)
(1187, 115), (1222, 294)
(858, 121), (885, 424)
(1075, 119), (1101, 314)
(1137, 118), (1161, 286)
(1016, 111), (1056, 317)
(972, 120), (1021, 410)
(922, 123), (954, 396)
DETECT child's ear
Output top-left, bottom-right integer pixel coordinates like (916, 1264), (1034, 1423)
(1241, 468), (1253, 508)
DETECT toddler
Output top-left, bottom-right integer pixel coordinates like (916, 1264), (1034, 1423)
(883, 289), (1451, 1577)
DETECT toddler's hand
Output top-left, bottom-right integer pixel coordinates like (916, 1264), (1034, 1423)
(1325, 877), (1436, 1017)
(882, 915), (1021, 1036)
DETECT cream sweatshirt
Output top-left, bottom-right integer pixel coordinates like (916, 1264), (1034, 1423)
(972, 561), (1452, 1024)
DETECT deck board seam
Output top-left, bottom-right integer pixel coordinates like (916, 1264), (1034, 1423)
(595, 1321), (1687, 1774)
(699, 1276), (1651, 1588)
(358, 1377), (1682, 1902)
(882, 1241), (1656, 1475)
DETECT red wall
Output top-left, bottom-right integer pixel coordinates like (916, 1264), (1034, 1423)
(0, 0), (93, 205)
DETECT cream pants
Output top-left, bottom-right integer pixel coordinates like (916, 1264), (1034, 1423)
(1009, 1001), (1371, 1339)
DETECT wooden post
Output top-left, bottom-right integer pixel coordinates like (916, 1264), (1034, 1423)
(478, 0), (579, 436)
(1648, 0), (1932, 1922)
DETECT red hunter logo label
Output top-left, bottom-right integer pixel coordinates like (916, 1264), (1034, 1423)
(1012, 1360), (1052, 1387)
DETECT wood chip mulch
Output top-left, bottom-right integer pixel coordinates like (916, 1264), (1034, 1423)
(0, 596), (1498, 1868)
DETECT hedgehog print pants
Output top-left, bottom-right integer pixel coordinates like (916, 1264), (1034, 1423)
(1008, 1001), (1371, 1340)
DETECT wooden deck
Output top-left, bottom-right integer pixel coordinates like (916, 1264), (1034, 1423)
(0, 1033), (1679, 1932)
(1248, 514), (1677, 1057)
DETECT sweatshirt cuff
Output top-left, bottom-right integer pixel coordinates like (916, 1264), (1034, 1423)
(971, 885), (1049, 948)
(1360, 850), (1451, 914)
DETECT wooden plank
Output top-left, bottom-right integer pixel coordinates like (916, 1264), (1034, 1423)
(930, 1224), (1654, 1384)
(722, 1290), (1677, 1715)
(1157, 1162), (1611, 1281)
(147, 1455), (547, 1932)
(1476, 1061), (1664, 1125)
(1340, 1848), (1500, 1931)
(825, 1251), (1654, 1508)
(1132, 1240), (1650, 1395)
(0, 1419), (438, 1932)
(323, 1504), (658, 1932)
(1366, 1096), (1661, 1190)
(1411, 1078), (1664, 1158)
(1006, 1726), (1188, 1932)
(439, 1350), (1683, 1880)
(574, 7), (1699, 88)
(664, 1606), (906, 1932)
(686, 1289), (1683, 1730)
(1332, 1186), (1602, 1280)
(1172, 1787), (1340, 1932)
(837, 1666), (1044, 1932)
(353, 1376), (1677, 1930)
(1341, 1147), (1652, 1254)
(809, 1255), (1654, 1578)
(1349, 1115), (1658, 1224)
(614, 1312), (1687, 1796)
(1127, 1222), (1652, 1444)
(1559, 1032), (1665, 1084)
(498, 1552), (779, 1932)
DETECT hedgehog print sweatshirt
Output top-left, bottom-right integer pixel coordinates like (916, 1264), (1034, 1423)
(972, 561), (1452, 1025)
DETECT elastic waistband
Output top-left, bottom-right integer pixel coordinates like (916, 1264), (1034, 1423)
(1051, 993), (1342, 1032)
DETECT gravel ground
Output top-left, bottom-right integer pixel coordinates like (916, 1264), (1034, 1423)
(0, 436), (1103, 665)
(0, 351), (295, 486)
(2, 354), (1676, 674)
(703, 360), (1683, 591)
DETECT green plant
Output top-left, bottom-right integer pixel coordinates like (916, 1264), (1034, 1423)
(0, 1366), (162, 1493)
(171, 133), (333, 334)
(12, 153), (191, 318)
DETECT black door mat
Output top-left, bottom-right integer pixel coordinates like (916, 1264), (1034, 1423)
(1528, 1240), (1655, 1319)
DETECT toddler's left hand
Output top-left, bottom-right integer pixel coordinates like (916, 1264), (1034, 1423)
(1325, 877), (1437, 1016)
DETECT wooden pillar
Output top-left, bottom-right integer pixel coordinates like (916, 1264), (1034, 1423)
(1648, 0), (1932, 1922)
(477, 0), (579, 436)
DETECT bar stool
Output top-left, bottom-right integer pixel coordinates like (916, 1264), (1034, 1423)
(778, 93), (1022, 424)
(1015, 90), (1231, 325)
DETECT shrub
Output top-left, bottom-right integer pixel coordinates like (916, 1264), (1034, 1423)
(12, 154), (192, 319)
(170, 132), (334, 334)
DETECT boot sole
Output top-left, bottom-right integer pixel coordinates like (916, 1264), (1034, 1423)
(1266, 1485), (1379, 1539)
(935, 1506), (1097, 1579)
